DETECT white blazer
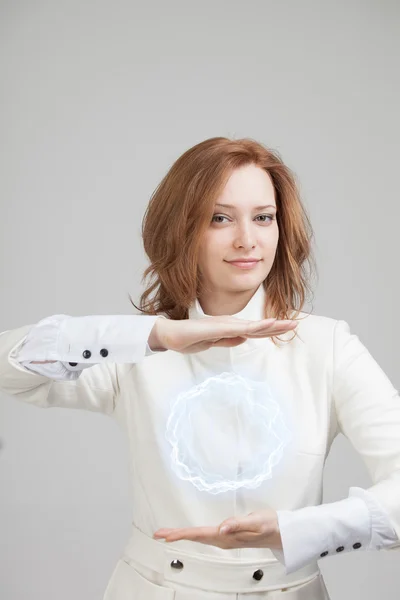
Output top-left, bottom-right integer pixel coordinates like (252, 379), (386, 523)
(1, 284), (400, 598)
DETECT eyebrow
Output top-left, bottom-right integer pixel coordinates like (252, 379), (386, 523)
(215, 203), (277, 211)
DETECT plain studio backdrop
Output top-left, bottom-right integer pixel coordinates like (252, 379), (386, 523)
(0, 1), (399, 598)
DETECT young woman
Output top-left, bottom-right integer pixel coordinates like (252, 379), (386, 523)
(1, 137), (399, 599)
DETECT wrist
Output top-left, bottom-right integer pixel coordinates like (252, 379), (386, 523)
(270, 514), (283, 550)
(148, 317), (167, 351)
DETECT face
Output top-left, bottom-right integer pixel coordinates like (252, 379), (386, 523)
(197, 164), (279, 306)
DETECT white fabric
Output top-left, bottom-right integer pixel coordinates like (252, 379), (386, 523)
(15, 312), (166, 359)
(0, 285), (399, 597)
(15, 316), (399, 572)
(15, 313), (166, 380)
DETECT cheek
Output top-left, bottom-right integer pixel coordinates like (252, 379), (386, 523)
(262, 225), (279, 249)
(198, 234), (223, 262)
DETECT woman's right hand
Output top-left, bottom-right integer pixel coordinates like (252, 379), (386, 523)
(149, 315), (298, 354)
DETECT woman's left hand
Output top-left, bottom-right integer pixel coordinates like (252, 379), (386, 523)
(153, 508), (283, 550)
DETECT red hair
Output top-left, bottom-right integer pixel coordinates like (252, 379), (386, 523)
(130, 137), (317, 345)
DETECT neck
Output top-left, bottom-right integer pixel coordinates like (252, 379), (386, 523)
(197, 286), (261, 316)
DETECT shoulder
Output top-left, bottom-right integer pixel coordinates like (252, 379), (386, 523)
(291, 310), (346, 350)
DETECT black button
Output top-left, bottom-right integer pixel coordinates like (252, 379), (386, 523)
(336, 546), (345, 552)
(320, 551), (329, 557)
(353, 542), (362, 549)
(82, 350), (91, 359)
(100, 348), (109, 357)
(170, 559), (183, 570)
(252, 569), (264, 581)
(68, 362), (78, 367)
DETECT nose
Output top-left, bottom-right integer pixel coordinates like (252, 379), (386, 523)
(233, 222), (256, 250)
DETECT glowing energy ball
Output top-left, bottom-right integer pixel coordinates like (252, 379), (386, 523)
(165, 372), (291, 494)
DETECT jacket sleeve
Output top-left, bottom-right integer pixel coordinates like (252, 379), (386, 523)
(332, 319), (400, 545)
(15, 314), (167, 381)
(0, 314), (166, 413)
(271, 318), (400, 575)
(272, 486), (398, 574)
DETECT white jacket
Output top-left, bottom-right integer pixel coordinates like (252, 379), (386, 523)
(1, 284), (399, 593)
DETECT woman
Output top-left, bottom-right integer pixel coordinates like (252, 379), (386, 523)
(1, 137), (399, 599)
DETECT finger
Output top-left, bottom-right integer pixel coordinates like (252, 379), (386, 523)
(154, 526), (217, 541)
(251, 319), (297, 330)
(248, 321), (298, 335)
(211, 337), (247, 347)
(153, 528), (173, 538)
(212, 318), (277, 338)
(247, 325), (298, 338)
(219, 515), (261, 535)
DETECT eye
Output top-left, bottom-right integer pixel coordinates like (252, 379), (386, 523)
(211, 214), (229, 223)
(211, 214), (276, 224)
(256, 214), (275, 223)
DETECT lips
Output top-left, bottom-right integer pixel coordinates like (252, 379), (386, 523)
(229, 260), (259, 264)
(227, 259), (261, 263)
(226, 260), (261, 269)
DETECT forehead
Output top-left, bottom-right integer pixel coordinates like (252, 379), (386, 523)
(217, 164), (276, 208)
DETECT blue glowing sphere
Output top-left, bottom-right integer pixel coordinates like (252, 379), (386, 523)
(165, 371), (291, 494)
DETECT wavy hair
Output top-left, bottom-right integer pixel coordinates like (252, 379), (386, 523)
(129, 137), (317, 345)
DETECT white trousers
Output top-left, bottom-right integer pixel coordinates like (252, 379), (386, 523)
(103, 524), (331, 600)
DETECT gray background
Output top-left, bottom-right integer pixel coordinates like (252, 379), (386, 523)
(1, 1), (399, 598)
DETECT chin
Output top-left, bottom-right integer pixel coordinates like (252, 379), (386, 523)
(227, 277), (265, 291)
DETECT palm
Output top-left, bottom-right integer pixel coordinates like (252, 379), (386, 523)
(154, 507), (283, 550)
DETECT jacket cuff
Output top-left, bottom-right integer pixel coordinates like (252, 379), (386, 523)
(348, 486), (399, 549)
(145, 341), (168, 356)
(15, 314), (165, 364)
(275, 496), (371, 574)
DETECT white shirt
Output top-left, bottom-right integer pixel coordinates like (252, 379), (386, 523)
(1, 287), (399, 576)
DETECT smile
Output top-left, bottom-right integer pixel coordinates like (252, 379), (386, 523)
(226, 261), (260, 269)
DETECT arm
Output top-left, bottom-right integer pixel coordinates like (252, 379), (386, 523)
(15, 313), (166, 364)
(1, 312), (294, 412)
(15, 314), (166, 381)
(270, 487), (398, 573)
(270, 319), (400, 574)
(0, 314), (166, 412)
